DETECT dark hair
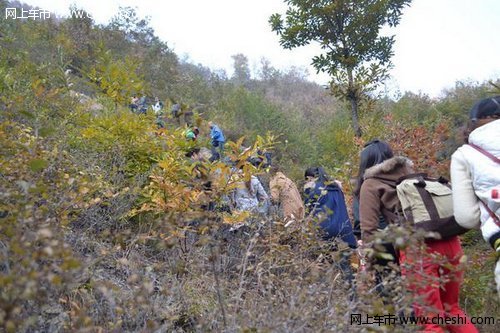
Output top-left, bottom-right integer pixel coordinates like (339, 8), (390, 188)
(469, 96), (500, 121)
(269, 164), (281, 174)
(185, 147), (200, 158)
(304, 167), (329, 184)
(463, 96), (500, 143)
(354, 139), (394, 196)
(248, 156), (264, 168)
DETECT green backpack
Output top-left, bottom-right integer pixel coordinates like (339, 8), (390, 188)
(375, 173), (469, 239)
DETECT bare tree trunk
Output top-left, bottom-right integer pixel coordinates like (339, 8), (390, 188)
(347, 68), (362, 137)
(350, 97), (362, 137)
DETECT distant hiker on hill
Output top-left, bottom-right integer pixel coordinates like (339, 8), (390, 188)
(129, 95), (138, 112)
(138, 95), (147, 114)
(269, 166), (304, 223)
(208, 121), (225, 162)
(171, 102), (181, 124)
(152, 97), (164, 114)
(257, 149), (272, 168)
(152, 97), (165, 128)
(185, 126), (200, 141)
(451, 96), (500, 298)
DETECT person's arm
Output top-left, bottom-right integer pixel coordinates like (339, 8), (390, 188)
(352, 197), (361, 240)
(359, 180), (383, 243)
(450, 150), (481, 229)
(209, 129), (217, 146)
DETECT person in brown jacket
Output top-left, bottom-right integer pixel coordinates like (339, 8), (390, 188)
(269, 166), (305, 222)
(357, 139), (477, 333)
(354, 140), (406, 298)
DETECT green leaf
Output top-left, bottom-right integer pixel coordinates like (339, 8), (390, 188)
(29, 158), (48, 172)
(19, 110), (35, 119)
(39, 127), (54, 137)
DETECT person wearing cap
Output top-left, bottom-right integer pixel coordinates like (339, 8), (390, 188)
(451, 96), (500, 298)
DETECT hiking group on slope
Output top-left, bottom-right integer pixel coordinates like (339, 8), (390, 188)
(145, 94), (499, 331)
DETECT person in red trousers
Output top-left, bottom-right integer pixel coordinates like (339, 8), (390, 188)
(357, 139), (477, 332)
(399, 237), (477, 332)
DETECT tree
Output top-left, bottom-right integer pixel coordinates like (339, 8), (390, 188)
(85, 45), (146, 108)
(257, 57), (279, 82)
(231, 53), (251, 86)
(270, 0), (411, 137)
(108, 6), (156, 46)
(62, 6), (95, 73)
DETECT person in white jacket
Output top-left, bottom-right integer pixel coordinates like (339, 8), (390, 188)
(231, 172), (269, 215)
(451, 96), (500, 297)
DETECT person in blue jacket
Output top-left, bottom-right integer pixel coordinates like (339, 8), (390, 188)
(304, 167), (357, 296)
(208, 121), (226, 161)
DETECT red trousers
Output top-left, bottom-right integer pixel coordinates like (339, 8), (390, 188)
(399, 236), (478, 333)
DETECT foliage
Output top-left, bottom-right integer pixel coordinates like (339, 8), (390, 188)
(460, 231), (500, 317)
(0, 121), (99, 332)
(84, 46), (146, 107)
(72, 109), (162, 175)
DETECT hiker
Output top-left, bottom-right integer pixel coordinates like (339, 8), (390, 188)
(246, 155), (272, 193)
(138, 95), (147, 114)
(451, 96), (500, 297)
(231, 167), (269, 215)
(208, 121), (225, 162)
(185, 126), (200, 141)
(257, 149), (272, 168)
(358, 139), (477, 332)
(129, 95), (138, 113)
(303, 167), (357, 291)
(171, 103), (181, 123)
(152, 97), (164, 114)
(269, 165), (305, 223)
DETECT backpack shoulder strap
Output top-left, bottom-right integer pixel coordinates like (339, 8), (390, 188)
(480, 201), (500, 228)
(468, 143), (500, 164)
(397, 173), (428, 184)
(467, 144), (500, 226)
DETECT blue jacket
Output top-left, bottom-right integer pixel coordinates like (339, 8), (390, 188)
(210, 124), (225, 146)
(305, 181), (357, 248)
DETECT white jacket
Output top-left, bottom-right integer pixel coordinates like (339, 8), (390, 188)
(451, 119), (500, 246)
(232, 176), (269, 213)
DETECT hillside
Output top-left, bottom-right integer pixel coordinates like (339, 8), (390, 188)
(1, 1), (499, 332)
